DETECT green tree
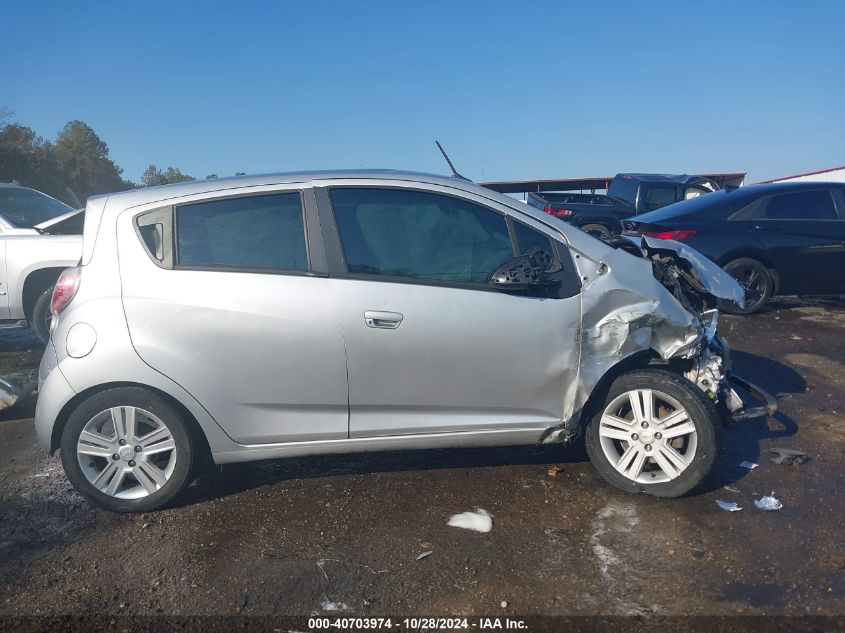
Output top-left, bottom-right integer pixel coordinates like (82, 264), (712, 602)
(206, 173), (218, 179)
(53, 120), (131, 201)
(142, 164), (195, 186)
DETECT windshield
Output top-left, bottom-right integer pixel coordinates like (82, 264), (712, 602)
(0, 187), (75, 228)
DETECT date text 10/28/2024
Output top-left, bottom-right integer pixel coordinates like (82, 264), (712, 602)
(307, 617), (528, 630)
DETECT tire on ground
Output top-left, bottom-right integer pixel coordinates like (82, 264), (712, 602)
(585, 369), (722, 498)
(718, 257), (772, 315)
(60, 386), (196, 513)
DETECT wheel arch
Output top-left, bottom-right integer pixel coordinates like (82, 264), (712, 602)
(50, 381), (212, 463)
(22, 267), (65, 322)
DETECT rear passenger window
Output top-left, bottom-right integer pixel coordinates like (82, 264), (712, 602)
(176, 192), (308, 270)
(514, 221), (553, 255)
(330, 188), (514, 284)
(761, 190), (837, 220)
(643, 186), (676, 212)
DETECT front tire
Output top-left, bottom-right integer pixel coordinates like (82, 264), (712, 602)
(60, 387), (196, 512)
(718, 257), (772, 315)
(585, 370), (721, 498)
(32, 287), (53, 345)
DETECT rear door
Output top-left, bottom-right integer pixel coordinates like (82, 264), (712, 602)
(317, 184), (582, 438)
(118, 187), (349, 445)
(751, 188), (844, 294)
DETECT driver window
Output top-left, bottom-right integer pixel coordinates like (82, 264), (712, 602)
(330, 188), (515, 285)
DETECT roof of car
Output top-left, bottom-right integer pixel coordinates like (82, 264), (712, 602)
(90, 169), (483, 208)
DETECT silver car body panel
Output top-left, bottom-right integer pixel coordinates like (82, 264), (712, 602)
(37, 170), (741, 463)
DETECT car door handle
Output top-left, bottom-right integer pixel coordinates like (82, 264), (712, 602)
(364, 310), (403, 329)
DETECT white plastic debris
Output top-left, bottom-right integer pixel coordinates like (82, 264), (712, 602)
(321, 599), (349, 611)
(716, 500), (742, 512)
(416, 551), (433, 561)
(500, 601), (508, 608)
(447, 508), (493, 533)
(739, 461), (758, 470)
(754, 492), (783, 511)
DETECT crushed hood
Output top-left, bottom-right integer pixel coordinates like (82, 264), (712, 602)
(637, 236), (745, 306)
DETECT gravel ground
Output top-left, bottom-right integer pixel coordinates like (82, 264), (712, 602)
(0, 300), (844, 618)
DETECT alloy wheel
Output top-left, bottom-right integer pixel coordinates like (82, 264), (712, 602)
(598, 388), (697, 484)
(76, 406), (177, 499)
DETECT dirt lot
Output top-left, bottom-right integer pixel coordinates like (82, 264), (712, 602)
(1, 299), (844, 619)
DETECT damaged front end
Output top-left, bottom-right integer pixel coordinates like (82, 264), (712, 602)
(554, 234), (776, 442)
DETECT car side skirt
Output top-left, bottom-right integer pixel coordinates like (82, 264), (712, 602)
(211, 427), (551, 464)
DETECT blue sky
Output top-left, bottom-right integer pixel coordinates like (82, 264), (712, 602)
(2, 1), (843, 184)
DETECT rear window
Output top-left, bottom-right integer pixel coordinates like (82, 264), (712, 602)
(0, 187), (74, 228)
(642, 186), (676, 212)
(759, 190), (837, 220)
(176, 192), (308, 271)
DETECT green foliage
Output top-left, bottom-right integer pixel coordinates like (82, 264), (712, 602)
(0, 107), (228, 204)
(142, 164), (195, 187)
(0, 115), (136, 205)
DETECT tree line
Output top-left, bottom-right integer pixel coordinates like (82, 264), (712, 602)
(0, 107), (239, 206)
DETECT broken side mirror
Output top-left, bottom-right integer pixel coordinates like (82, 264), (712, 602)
(488, 248), (558, 292)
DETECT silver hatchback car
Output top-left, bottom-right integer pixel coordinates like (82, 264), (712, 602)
(35, 171), (772, 512)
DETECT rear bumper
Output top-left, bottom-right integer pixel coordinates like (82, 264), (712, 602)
(727, 373), (778, 421)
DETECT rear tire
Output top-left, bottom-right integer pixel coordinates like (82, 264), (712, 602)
(718, 257), (772, 315)
(580, 223), (612, 238)
(32, 287), (53, 345)
(585, 370), (721, 498)
(60, 387), (196, 513)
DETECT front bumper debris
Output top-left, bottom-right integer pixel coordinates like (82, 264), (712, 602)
(728, 374), (778, 421)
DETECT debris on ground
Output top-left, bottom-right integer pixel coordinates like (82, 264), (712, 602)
(547, 465), (562, 477)
(716, 500), (742, 512)
(739, 461), (758, 470)
(447, 508), (493, 533)
(321, 599), (350, 611)
(500, 601), (508, 608)
(790, 334), (802, 340)
(754, 492), (784, 512)
(0, 376), (36, 411)
(769, 448), (809, 465)
(723, 485), (740, 493)
(234, 593), (249, 614)
(416, 551), (433, 561)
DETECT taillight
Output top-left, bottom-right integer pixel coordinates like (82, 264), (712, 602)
(51, 267), (81, 316)
(544, 205), (573, 217)
(622, 228), (696, 241)
(643, 229), (697, 241)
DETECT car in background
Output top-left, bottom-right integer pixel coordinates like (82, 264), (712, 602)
(0, 183), (83, 343)
(528, 174), (721, 238)
(35, 170), (768, 512)
(608, 173), (719, 213)
(527, 191), (632, 237)
(622, 181), (845, 314)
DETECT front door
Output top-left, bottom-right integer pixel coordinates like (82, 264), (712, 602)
(320, 185), (582, 438)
